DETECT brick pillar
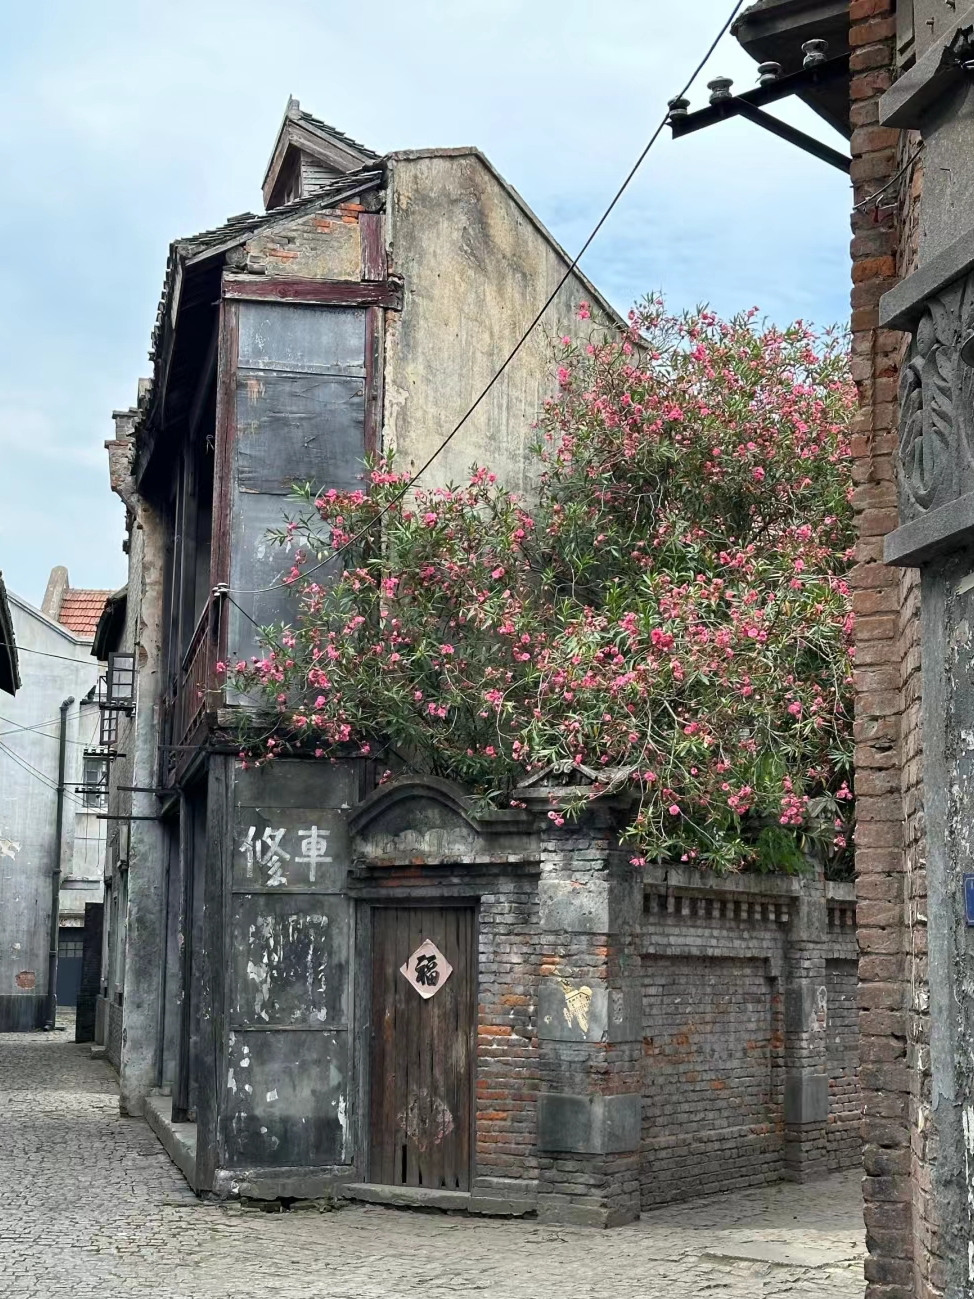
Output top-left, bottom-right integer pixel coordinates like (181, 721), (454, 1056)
(782, 874), (829, 1179)
(533, 807), (641, 1227)
(849, 3), (921, 1296)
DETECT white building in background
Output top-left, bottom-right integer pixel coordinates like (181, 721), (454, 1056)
(0, 567), (111, 1030)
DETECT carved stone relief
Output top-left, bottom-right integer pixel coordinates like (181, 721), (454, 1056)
(897, 271), (974, 523)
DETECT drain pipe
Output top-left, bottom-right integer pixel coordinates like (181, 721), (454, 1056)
(44, 696), (74, 1030)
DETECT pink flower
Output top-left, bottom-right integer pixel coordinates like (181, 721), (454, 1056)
(215, 661), (227, 674)
(668, 804), (681, 817)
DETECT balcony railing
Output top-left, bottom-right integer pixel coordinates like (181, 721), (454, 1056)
(162, 599), (221, 781)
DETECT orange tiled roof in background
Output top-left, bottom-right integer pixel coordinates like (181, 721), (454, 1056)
(57, 589), (113, 639)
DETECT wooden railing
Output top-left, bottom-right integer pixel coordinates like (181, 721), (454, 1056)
(162, 599), (220, 782)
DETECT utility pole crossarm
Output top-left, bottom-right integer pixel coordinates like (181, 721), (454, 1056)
(668, 51), (851, 174)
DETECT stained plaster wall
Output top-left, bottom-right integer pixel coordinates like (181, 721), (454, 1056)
(382, 150), (621, 500)
(0, 595), (103, 1030)
(100, 405), (171, 1108)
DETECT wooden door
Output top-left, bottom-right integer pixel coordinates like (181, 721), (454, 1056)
(369, 906), (475, 1190)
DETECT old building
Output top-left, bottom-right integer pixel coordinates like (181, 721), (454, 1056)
(0, 569), (109, 1030)
(98, 99), (862, 1225)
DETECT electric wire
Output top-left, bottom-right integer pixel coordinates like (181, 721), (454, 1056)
(0, 714), (98, 746)
(13, 643), (104, 666)
(228, 0), (748, 600)
(852, 145), (923, 213)
(0, 740), (87, 809)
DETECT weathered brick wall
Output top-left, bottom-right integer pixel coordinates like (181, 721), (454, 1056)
(535, 823), (643, 1225)
(848, 1), (929, 1295)
(826, 956), (861, 1171)
(475, 871), (543, 1193)
(639, 879), (859, 1208)
(641, 951), (783, 1205)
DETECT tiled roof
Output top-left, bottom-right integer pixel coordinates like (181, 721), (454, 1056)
(172, 165), (383, 258)
(58, 590), (113, 639)
(294, 108), (379, 162)
(148, 166), (385, 366)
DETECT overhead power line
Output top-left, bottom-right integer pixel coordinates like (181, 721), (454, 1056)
(0, 740), (87, 809)
(13, 643), (101, 666)
(230, 0), (747, 600)
(0, 715), (99, 746)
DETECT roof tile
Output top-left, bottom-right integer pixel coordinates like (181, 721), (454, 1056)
(58, 590), (113, 639)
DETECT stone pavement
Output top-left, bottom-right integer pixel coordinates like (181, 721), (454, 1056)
(0, 1021), (866, 1298)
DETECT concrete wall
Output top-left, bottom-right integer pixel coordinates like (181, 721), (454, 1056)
(383, 149), (619, 499)
(0, 595), (102, 1029)
(99, 406), (170, 1113)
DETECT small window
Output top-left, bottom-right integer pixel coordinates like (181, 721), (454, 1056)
(99, 706), (120, 749)
(107, 652), (136, 704)
(58, 933), (85, 960)
(82, 753), (109, 809)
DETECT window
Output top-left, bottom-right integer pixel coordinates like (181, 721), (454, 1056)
(99, 706), (120, 749)
(58, 932), (84, 961)
(106, 652), (136, 704)
(81, 753), (108, 809)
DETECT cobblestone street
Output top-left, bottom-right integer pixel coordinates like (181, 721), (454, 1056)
(0, 1024), (866, 1298)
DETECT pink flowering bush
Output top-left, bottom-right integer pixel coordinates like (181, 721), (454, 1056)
(236, 300), (856, 875)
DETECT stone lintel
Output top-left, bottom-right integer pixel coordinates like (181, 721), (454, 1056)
(879, 224), (974, 330)
(884, 491), (974, 566)
(536, 1092), (641, 1155)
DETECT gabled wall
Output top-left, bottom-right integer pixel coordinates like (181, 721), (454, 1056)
(383, 150), (621, 499)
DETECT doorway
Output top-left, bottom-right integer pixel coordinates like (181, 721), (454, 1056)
(369, 905), (476, 1190)
(56, 928), (84, 1007)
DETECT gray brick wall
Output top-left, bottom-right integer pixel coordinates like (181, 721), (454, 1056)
(826, 957), (861, 1172)
(639, 876), (860, 1207)
(641, 954), (783, 1206)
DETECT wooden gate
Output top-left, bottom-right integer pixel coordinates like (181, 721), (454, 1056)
(369, 906), (475, 1190)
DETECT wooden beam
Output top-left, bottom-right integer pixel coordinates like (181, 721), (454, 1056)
(360, 213), (386, 281)
(222, 274), (403, 310)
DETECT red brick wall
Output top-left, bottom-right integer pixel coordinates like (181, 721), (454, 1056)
(848, 2), (931, 1295)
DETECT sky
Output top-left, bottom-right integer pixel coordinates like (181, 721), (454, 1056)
(0, 0), (851, 606)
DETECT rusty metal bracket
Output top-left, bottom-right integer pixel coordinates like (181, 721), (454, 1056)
(668, 53), (851, 174)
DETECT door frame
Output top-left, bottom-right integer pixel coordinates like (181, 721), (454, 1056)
(353, 896), (479, 1188)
